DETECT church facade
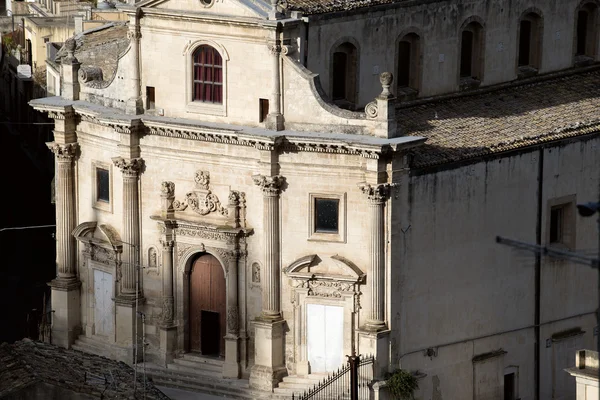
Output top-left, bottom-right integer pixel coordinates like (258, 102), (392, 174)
(30, 0), (600, 398)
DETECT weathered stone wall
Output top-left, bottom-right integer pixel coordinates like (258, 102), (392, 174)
(307, 0), (590, 106)
(390, 135), (600, 399)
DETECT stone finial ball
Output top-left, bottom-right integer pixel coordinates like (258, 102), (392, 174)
(380, 72), (393, 86)
(65, 38), (76, 52)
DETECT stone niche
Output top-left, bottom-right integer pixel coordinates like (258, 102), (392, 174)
(285, 254), (365, 376)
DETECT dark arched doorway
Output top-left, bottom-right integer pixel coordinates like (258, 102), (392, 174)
(189, 253), (226, 356)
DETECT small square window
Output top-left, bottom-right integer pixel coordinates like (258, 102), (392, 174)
(547, 195), (576, 249)
(92, 161), (112, 213)
(308, 193), (346, 243)
(549, 206), (563, 244)
(315, 198), (339, 233)
(96, 168), (110, 202)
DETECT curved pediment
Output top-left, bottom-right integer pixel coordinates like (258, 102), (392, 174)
(73, 221), (122, 249)
(285, 254), (365, 283)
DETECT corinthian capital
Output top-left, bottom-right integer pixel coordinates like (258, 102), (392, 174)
(112, 157), (144, 176)
(359, 183), (394, 204)
(252, 174), (285, 196)
(47, 142), (78, 161)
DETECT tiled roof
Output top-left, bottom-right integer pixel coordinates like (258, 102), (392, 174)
(287, 0), (407, 15)
(397, 69), (600, 168)
(0, 339), (169, 399)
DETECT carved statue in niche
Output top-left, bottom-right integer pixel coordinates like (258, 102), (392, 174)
(252, 262), (261, 283)
(147, 247), (159, 274)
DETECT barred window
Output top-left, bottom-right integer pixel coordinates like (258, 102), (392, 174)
(192, 45), (223, 104)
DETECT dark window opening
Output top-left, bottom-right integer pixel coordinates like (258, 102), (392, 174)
(146, 86), (155, 110)
(96, 168), (110, 203)
(332, 52), (347, 100)
(192, 45), (223, 104)
(315, 198), (339, 233)
(577, 10), (589, 56)
(460, 30), (473, 77)
(397, 41), (411, 88)
(504, 373), (515, 400)
(259, 98), (269, 122)
(518, 20), (532, 66)
(550, 206), (564, 244)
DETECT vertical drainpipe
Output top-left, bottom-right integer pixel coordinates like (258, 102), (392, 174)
(535, 146), (544, 400)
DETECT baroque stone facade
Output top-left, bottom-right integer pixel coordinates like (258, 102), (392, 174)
(30, 0), (600, 398)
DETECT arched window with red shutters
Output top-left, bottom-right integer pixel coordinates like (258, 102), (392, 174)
(192, 45), (223, 104)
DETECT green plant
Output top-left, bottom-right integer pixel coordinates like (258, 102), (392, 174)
(386, 369), (419, 400)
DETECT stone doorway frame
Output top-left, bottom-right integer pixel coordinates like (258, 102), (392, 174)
(168, 222), (252, 378)
(285, 254), (365, 376)
(73, 222), (123, 345)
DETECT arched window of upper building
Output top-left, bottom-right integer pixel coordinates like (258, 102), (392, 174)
(192, 45), (223, 104)
(517, 11), (543, 77)
(331, 41), (358, 110)
(396, 32), (421, 100)
(459, 20), (485, 89)
(575, 1), (599, 65)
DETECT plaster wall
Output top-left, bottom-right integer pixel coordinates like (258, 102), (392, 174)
(307, 0), (591, 105)
(391, 137), (600, 399)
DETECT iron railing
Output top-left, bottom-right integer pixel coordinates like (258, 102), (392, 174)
(292, 354), (374, 400)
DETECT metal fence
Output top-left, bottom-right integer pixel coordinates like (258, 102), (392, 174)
(292, 354), (374, 400)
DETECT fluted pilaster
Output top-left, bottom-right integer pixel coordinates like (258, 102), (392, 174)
(47, 142), (78, 280)
(359, 183), (392, 330)
(112, 157), (144, 296)
(226, 250), (240, 336)
(252, 174), (285, 320)
(160, 239), (174, 325)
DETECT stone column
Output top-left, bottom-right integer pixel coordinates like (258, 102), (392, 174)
(252, 174), (284, 320)
(47, 142), (80, 348)
(159, 238), (177, 365)
(359, 183), (391, 330)
(112, 156), (144, 362)
(266, 41), (283, 131)
(223, 250), (240, 378)
(112, 157), (143, 297)
(249, 174), (287, 390)
(358, 183), (392, 379)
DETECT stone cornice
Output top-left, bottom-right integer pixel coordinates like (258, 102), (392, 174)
(139, 7), (266, 28)
(29, 99), (426, 157)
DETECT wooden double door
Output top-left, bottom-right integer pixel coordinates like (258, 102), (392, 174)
(189, 254), (226, 356)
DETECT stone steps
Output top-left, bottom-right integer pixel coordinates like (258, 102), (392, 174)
(71, 335), (114, 359)
(140, 356), (269, 399)
(272, 374), (329, 398)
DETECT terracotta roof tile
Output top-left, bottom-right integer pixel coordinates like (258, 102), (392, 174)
(397, 69), (600, 167)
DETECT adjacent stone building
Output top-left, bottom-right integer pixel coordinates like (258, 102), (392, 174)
(30, 0), (600, 398)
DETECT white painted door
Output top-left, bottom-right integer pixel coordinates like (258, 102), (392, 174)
(306, 304), (344, 373)
(94, 269), (113, 336)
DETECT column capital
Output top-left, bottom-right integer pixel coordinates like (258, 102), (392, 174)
(160, 239), (174, 250)
(112, 157), (144, 176)
(47, 142), (78, 161)
(359, 183), (395, 204)
(252, 174), (285, 196)
(268, 43), (281, 55)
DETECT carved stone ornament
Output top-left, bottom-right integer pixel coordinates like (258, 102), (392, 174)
(112, 157), (144, 176)
(186, 191), (228, 216)
(251, 262), (261, 283)
(359, 183), (394, 203)
(47, 142), (78, 161)
(161, 181), (175, 197)
(252, 174), (285, 196)
(227, 306), (239, 332)
(194, 170), (210, 190)
(378, 72), (394, 99)
(161, 296), (174, 324)
(293, 279), (355, 298)
(365, 101), (378, 119)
